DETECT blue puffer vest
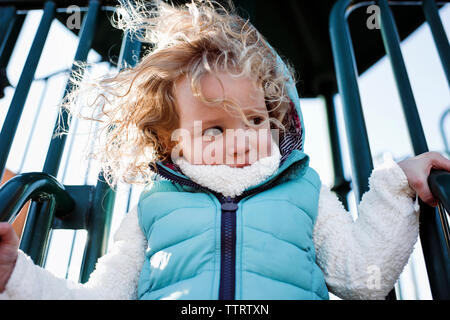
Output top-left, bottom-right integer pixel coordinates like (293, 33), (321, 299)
(136, 51), (329, 300)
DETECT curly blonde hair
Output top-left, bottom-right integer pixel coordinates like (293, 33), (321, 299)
(58, 0), (297, 188)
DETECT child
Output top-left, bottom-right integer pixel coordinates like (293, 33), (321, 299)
(0, 0), (449, 300)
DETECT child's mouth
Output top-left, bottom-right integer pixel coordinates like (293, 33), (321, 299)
(228, 162), (251, 168)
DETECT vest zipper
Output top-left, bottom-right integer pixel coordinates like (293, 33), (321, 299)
(152, 162), (288, 300)
(218, 196), (238, 300)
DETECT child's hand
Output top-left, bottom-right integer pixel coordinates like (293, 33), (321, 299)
(397, 151), (450, 207)
(0, 222), (19, 293)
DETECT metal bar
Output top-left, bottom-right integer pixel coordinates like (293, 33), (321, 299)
(0, 6), (16, 55)
(60, 116), (80, 181)
(64, 227), (78, 279)
(18, 78), (49, 172)
(440, 108), (450, 156)
(20, 0), (99, 261)
(43, 0), (100, 176)
(0, 1), (55, 181)
(428, 170), (450, 247)
(422, 0), (450, 86)
(377, 0), (428, 154)
(79, 29), (142, 283)
(0, 172), (75, 223)
(329, 0), (398, 300)
(117, 29), (143, 70)
(0, 171), (75, 265)
(44, 114), (79, 275)
(0, 9), (19, 99)
(125, 184), (133, 213)
(322, 90), (351, 211)
(329, 0), (374, 204)
(376, 0), (450, 299)
(21, 197), (56, 265)
(0, 13), (25, 69)
(79, 174), (115, 283)
(14, 5), (118, 15)
(347, 1), (450, 13)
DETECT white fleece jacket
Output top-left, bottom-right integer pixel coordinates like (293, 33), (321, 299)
(0, 155), (420, 300)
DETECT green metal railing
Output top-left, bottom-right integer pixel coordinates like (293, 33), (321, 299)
(322, 89), (352, 211)
(0, 1), (55, 179)
(0, 1), (142, 283)
(329, 0), (450, 299)
(441, 108), (450, 156)
(0, 172), (76, 266)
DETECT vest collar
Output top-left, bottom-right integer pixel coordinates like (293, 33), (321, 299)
(171, 139), (281, 198)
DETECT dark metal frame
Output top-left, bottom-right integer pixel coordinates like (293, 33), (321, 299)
(0, 0), (141, 283)
(329, 0), (450, 299)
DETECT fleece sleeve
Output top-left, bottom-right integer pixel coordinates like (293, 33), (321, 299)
(313, 155), (421, 300)
(0, 204), (147, 300)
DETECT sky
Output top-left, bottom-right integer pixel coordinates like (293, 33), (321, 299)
(0, 4), (449, 300)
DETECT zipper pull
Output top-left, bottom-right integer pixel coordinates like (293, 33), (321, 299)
(221, 196), (238, 212)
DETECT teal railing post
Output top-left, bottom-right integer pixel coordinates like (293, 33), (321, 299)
(422, 0), (450, 86)
(0, 1), (56, 181)
(321, 87), (351, 211)
(329, 0), (398, 300)
(19, 0), (100, 264)
(79, 27), (142, 283)
(329, 0), (374, 204)
(440, 108), (450, 156)
(376, 0), (450, 299)
(0, 172), (75, 265)
(43, 0), (100, 175)
(0, 13), (26, 74)
(0, 6), (16, 51)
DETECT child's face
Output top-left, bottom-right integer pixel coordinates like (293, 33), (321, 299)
(172, 71), (274, 167)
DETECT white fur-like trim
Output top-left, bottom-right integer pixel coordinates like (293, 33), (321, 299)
(173, 139), (281, 197)
(0, 206), (146, 300)
(314, 156), (420, 300)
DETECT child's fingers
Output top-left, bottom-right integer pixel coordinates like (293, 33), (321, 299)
(0, 222), (19, 246)
(430, 152), (450, 172)
(424, 152), (450, 207)
(410, 172), (439, 207)
(419, 191), (439, 207)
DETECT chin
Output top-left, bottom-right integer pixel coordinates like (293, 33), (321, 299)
(228, 163), (251, 168)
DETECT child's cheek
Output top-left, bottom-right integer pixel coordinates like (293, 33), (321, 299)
(178, 135), (220, 165)
(180, 129), (274, 165)
(258, 128), (275, 159)
(202, 136), (225, 165)
(184, 135), (204, 164)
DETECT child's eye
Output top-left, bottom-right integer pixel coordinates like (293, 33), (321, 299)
(203, 126), (223, 136)
(251, 116), (264, 125)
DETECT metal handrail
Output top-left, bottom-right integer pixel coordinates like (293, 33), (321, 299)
(440, 108), (450, 156)
(329, 0), (450, 299)
(0, 1), (139, 281)
(0, 172), (75, 223)
(0, 171), (77, 266)
(428, 170), (450, 251)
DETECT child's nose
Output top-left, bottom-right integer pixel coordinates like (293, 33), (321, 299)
(225, 129), (252, 160)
